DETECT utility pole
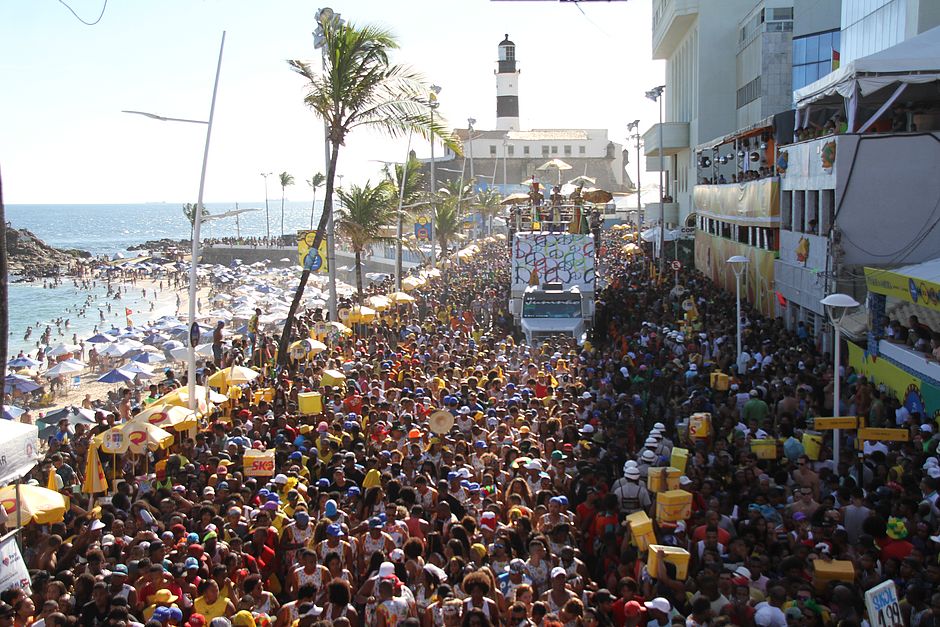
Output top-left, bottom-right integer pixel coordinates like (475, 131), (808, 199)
(627, 120), (641, 226)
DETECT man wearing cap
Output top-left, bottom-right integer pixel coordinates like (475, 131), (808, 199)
(611, 463), (651, 515)
(643, 597), (674, 627)
(541, 566), (577, 615)
(107, 565), (137, 610)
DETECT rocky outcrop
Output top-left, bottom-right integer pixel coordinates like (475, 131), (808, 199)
(5, 226), (91, 280)
(127, 238), (189, 252)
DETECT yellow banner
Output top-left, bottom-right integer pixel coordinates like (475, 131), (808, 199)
(865, 267), (940, 312)
(858, 427), (909, 442)
(814, 417), (858, 430)
(694, 231), (777, 317)
(692, 179), (780, 226)
(297, 230), (329, 273)
(244, 450), (276, 477)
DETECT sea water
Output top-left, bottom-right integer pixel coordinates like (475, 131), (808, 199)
(5, 201), (322, 358)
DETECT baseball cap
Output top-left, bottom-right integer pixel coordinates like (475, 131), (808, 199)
(644, 598), (671, 614)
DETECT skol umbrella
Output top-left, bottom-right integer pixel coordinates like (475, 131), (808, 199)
(95, 421), (175, 455)
(130, 404), (198, 431)
(387, 291), (416, 304)
(0, 484), (68, 526)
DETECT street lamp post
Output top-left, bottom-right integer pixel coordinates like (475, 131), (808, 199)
(627, 120), (641, 226)
(727, 255), (749, 374)
(821, 292), (860, 472)
(646, 86), (665, 276)
(260, 172), (272, 240)
(467, 118), (476, 239)
(123, 31), (225, 414)
(429, 85), (441, 268)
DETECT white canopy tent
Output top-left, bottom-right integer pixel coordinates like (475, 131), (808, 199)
(0, 422), (41, 486)
(794, 25), (940, 132)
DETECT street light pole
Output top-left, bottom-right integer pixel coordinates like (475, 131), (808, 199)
(395, 134), (413, 290)
(429, 85), (441, 268)
(627, 120), (641, 226)
(260, 172), (272, 241)
(727, 255), (749, 375)
(124, 31), (225, 414)
(467, 118), (476, 239)
(646, 86), (666, 276)
(821, 293), (860, 473)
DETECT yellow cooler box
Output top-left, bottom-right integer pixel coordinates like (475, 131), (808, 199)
(813, 559), (855, 591)
(803, 432), (822, 461)
(689, 413), (711, 439)
(655, 489), (692, 522)
(298, 392), (323, 415)
(321, 369), (346, 387)
(647, 467), (682, 493)
(626, 510), (656, 552)
(710, 371), (730, 391)
(750, 439), (778, 460)
(670, 447), (689, 473)
(647, 545), (691, 580)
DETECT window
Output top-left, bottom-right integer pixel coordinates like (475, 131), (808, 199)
(782, 191), (793, 230)
(737, 76), (761, 108)
(507, 145), (515, 156)
(523, 145), (530, 155)
(792, 29), (840, 90)
(551, 145), (558, 154)
(564, 145), (572, 155)
(579, 146), (586, 154)
(489, 145), (497, 156)
(541, 145), (549, 156)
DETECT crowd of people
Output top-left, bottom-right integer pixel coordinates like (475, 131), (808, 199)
(5, 230), (940, 627)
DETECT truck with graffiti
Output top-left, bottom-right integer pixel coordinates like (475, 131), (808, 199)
(510, 232), (596, 344)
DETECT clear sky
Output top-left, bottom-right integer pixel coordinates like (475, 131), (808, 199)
(0, 0), (664, 204)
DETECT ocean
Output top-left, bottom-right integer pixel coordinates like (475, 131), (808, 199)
(5, 201), (323, 358)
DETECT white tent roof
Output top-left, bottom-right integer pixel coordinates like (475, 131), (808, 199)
(891, 257), (940, 284)
(794, 25), (940, 108)
(0, 421), (41, 486)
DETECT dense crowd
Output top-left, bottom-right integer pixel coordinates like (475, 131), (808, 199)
(5, 232), (940, 627)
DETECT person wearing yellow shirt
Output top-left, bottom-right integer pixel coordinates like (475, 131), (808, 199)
(193, 580), (235, 621)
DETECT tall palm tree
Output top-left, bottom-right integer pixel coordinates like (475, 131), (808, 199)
(279, 171), (294, 240)
(385, 156), (425, 282)
(474, 187), (502, 236)
(280, 18), (459, 368)
(336, 180), (396, 297)
(432, 195), (461, 260)
(182, 203), (210, 239)
(307, 173), (326, 230)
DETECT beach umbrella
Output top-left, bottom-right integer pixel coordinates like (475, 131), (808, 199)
(2, 405), (25, 420)
(41, 406), (97, 426)
(132, 352), (165, 364)
(131, 404), (198, 431)
(366, 295), (391, 311)
(99, 343), (131, 358)
(8, 356), (41, 369)
(0, 484), (68, 526)
(120, 362), (156, 378)
(206, 365), (260, 387)
(95, 421), (175, 455)
(387, 291), (416, 304)
(97, 368), (137, 384)
(4, 375), (41, 394)
(44, 361), (85, 378)
(142, 333), (169, 345)
(86, 334), (112, 344)
(82, 444), (109, 494)
(581, 187), (613, 204)
(46, 343), (81, 358)
(536, 158), (573, 184)
(163, 340), (184, 351)
(568, 175), (597, 186)
(348, 306), (377, 324)
(401, 276), (425, 291)
(500, 192), (531, 205)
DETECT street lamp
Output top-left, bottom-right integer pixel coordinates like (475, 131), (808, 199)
(260, 172), (272, 241)
(646, 85), (665, 276)
(627, 119), (641, 226)
(428, 84), (441, 267)
(467, 117), (477, 239)
(123, 31), (225, 413)
(727, 255), (749, 374)
(315, 6), (343, 322)
(821, 292), (860, 471)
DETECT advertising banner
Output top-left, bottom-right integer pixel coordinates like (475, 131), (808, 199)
(297, 231), (329, 273)
(0, 532), (31, 595)
(865, 267), (940, 313)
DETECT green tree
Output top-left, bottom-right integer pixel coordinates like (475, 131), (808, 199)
(474, 187), (503, 236)
(182, 203), (210, 238)
(279, 171), (294, 240)
(432, 194), (461, 259)
(280, 18), (459, 367)
(336, 180), (396, 297)
(307, 173), (326, 230)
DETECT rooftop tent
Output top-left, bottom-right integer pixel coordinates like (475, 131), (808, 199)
(794, 25), (940, 131)
(0, 421), (41, 486)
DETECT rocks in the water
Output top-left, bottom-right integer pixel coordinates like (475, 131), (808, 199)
(5, 226), (91, 280)
(127, 238), (189, 252)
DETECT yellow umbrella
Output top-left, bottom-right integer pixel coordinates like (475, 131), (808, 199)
(130, 404), (198, 431)
(82, 443), (109, 494)
(348, 305), (377, 324)
(0, 484), (68, 526)
(161, 385), (228, 407)
(289, 338), (328, 361)
(207, 365), (259, 386)
(402, 276), (425, 291)
(95, 421), (175, 455)
(366, 295), (391, 311)
(387, 291), (416, 304)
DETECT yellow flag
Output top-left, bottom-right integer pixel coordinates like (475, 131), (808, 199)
(47, 467), (59, 491)
(82, 444), (109, 494)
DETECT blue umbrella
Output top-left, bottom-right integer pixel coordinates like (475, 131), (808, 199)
(4, 375), (41, 394)
(8, 356), (41, 369)
(2, 405), (25, 420)
(132, 352), (165, 364)
(97, 368), (136, 384)
(86, 333), (113, 344)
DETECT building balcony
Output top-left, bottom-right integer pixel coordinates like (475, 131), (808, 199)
(878, 339), (940, 384)
(652, 0), (699, 59)
(643, 122), (690, 157)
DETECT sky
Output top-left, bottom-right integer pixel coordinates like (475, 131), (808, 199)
(0, 0), (664, 204)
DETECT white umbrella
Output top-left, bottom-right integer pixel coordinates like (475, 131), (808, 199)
(44, 361), (85, 377)
(536, 158), (573, 184)
(46, 343), (81, 357)
(121, 362), (155, 377)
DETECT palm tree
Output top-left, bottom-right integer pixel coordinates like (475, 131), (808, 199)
(182, 203), (210, 239)
(432, 194), (461, 260)
(279, 171), (294, 241)
(474, 187), (502, 236)
(280, 18), (459, 368)
(307, 173), (326, 230)
(336, 180), (396, 297)
(385, 156), (425, 282)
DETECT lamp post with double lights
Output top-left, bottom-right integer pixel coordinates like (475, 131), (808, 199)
(122, 31), (226, 414)
(821, 292), (860, 471)
(627, 119), (642, 227)
(727, 255), (749, 374)
(428, 85), (441, 267)
(260, 172), (272, 240)
(645, 85), (665, 276)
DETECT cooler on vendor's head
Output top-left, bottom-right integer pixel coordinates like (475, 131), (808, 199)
(647, 467), (682, 493)
(688, 413), (710, 439)
(670, 447), (689, 473)
(710, 370), (729, 391)
(750, 439), (778, 460)
(626, 510), (656, 551)
(321, 369), (346, 388)
(802, 432), (822, 460)
(655, 489), (692, 522)
(813, 559), (855, 592)
(298, 392), (323, 415)
(647, 544), (691, 580)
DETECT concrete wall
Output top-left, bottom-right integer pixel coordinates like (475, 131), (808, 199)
(794, 0), (841, 37)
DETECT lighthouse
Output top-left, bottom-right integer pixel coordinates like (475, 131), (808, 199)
(495, 34), (520, 131)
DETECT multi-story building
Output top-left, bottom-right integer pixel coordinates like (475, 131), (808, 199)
(736, 0), (795, 129)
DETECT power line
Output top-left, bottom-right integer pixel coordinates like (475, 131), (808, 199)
(56, 0), (108, 26)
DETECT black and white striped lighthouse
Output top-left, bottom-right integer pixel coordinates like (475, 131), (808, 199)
(495, 34), (520, 131)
